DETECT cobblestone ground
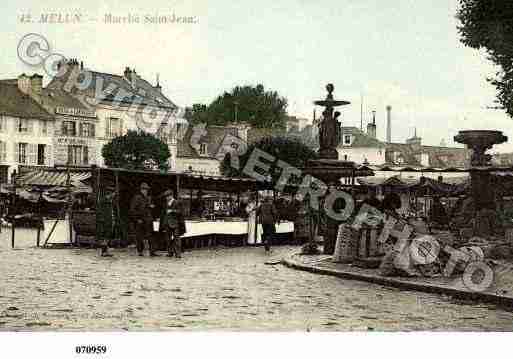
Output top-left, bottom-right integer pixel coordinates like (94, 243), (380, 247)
(1, 228), (513, 331)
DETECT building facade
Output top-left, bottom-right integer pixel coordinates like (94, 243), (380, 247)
(46, 59), (183, 169)
(0, 75), (55, 181)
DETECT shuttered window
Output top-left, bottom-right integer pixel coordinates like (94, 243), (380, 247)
(17, 143), (28, 164)
(28, 143), (37, 164)
(0, 142), (6, 162)
(62, 121), (77, 136)
(107, 118), (121, 137)
(45, 145), (52, 166)
(40, 120), (48, 136)
(0, 116), (6, 133)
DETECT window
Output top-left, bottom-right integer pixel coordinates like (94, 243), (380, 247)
(62, 121), (77, 136)
(37, 144), (46, 165)
(0, 141), (6, 162)
(18, 119), (29, 133)
(41, 120), (48, 136)
(344, 135), (351, 145)
(0, 116), (5, 132)
(108, 118), (121, 137)
(18, 143), (28, 164)
(67, 145), (88, 165)
(81, 123), (95, 137)
(199, 143), (207, 155)
(83, 146), (89, 164)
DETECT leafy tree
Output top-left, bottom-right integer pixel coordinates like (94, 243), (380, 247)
(184, 103), (209, 125)
(221, 136), (318, 188)
(457, 0), (513, 116)
(186, 84), (288, 128)
(102, 130), (171, 171)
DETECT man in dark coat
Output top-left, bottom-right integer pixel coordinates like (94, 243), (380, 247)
(129, 182), (157, 256)
(159, 189), (186, 258)
(257, 196), (278, 252)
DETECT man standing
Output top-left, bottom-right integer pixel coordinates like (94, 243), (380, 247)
(129, 182), (157, 256)
(159, 189), (186, 258)
(257, 196), (278, 252)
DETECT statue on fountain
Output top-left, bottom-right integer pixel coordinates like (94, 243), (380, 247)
(317, 84), (343, 160)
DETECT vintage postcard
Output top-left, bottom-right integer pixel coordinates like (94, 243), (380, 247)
(1, 0), (512, 357)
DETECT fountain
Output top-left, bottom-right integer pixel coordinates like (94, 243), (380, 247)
(304, 84), (368, 254)
(454, 130), (508, 237)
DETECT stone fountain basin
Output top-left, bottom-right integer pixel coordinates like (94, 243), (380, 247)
(314, 100), (350, 107)
(454, 130), (508, 147)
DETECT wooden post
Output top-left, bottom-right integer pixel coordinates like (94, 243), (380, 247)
(66, 165), (73, 244)
(36, 191), (42, 247)
(254, 188), (259, 244)
(189, 188), (193, 216)
(115, 169), (120, 243)
(11, 169), (16, 249)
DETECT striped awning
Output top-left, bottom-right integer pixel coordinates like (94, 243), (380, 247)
(17, 170), (91, 187)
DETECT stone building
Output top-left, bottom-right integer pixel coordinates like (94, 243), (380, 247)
(0, 75), (55, 182)
(46, 59), (183, 168)
(175, 123), (249, 175)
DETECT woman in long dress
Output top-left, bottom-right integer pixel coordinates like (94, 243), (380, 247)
(246, 199), (261, 245)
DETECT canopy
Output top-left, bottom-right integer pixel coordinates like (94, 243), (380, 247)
(17, 170), (91, 188)
(368, 165), (513, 173)
(94, 167), (273, 195)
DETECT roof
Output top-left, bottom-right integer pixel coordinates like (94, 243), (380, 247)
(47, 64), (177, 110)
(177, 124), (245, 160)
(201, 126), (239, 159)
(339, 127), (386, 148)
(39, 88), (93, 113)
(0, 82), (53, 120)
(385, 143), (470, 167)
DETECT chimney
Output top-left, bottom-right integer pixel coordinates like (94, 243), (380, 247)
(30, 74), (43, 97)
(367, 110), (377, 139)
(17, 73), (43, 102)
(17, 74), (30, 95)
(124, 67), (131, 80)
(154, 73), (162, 92)
(386, 105), (392, 143)
(131, 68), (137, 88)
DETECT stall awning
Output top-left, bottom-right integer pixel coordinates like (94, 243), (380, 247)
(96, 167), (273, 193)
(17, 170), (91, 187)
(369, 165), (513, 173)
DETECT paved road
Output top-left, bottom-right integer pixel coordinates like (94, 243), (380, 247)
(1, 228), (513, 331)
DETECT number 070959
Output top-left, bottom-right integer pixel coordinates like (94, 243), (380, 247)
(75, 345), (107, 354)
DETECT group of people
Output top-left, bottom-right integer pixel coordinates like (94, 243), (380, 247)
(245, 195), (279, 252)
(97, 182), (186, 258)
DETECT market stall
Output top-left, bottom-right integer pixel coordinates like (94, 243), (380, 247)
(94, 166), (294, 249)
(7, 166), (92, 247)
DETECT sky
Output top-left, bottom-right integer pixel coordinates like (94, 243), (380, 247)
(3, 0), (513, 152)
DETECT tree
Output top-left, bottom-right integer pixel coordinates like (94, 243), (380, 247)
(457, 0), (513, 116)
(186, 84), (288, 128)
(221, 136), (318, 187)
(102, 130), (171, 171)
(184, 103), (209, 125)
